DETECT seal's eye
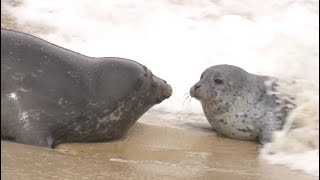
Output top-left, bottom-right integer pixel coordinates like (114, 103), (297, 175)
(214, 79), (223, 85)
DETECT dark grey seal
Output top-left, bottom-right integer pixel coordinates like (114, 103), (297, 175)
(1, 28), (172, 148)
(190, 65), (293, 144)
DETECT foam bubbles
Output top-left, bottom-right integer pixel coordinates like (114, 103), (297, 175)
(8, 93), (18, 100)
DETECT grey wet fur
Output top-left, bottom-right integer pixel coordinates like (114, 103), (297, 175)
(190, 65), (294, 144)
(1, 29), (172, 148)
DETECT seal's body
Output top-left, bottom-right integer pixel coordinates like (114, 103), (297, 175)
(190, 65), (292, 144)
(1, 29), (172, 148)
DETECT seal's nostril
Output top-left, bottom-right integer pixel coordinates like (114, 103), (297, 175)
(165, 87), (172, 97)
(195, 84), (201, 90)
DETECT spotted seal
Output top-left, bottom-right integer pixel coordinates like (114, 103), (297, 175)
(190, 64), (293, 144)
(1, 28), (172, 148)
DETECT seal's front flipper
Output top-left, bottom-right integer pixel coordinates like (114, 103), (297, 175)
(16, 133), (56, 148)
(257, 127), (274, 145)
(46, 136), (56, 149)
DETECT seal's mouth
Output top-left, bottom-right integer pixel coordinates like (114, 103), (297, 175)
(155, 98), (162, 104)
(154, 85), (171, 104)
(150, 75), (172, 104)
(190, 84), (201, 100)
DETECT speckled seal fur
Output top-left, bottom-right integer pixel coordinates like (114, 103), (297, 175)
(1, 29), (172, 148)
(190, 65), (294, 144)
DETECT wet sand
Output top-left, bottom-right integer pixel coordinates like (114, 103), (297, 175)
(0, 111), (317, 180)
(1, 122), (316, 180)
(1, 3), (317, 180)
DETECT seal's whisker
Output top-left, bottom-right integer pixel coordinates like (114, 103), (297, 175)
(169, 86), (177, 92)
(184, 92), (192, 99)
(169, 99), (175, 111)
(186, 96), (193, 107)
(183, 95), (192, 106)
(188, 95), (192, 105)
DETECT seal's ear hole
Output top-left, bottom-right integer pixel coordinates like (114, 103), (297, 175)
(134, 78), (144, 90)
(214, 79), (224, 85)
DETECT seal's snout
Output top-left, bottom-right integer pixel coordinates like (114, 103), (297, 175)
(155, 83), (172, 104)
(152, 75), (172, 99)
(164, 85), (172, 98)
(151, 75), (172, 104)
(190, 87), (195, 97)
(190, 83), (201, 98)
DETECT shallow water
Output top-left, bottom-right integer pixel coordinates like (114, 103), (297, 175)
(1, 0), (319, 179)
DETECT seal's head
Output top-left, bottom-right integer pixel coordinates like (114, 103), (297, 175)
(189, 64), (289, 143)
(190, 64), (251, 104)
(149, 74), (172, 104)
(137, 65), (172, 106)
(95, 58), (172, 106)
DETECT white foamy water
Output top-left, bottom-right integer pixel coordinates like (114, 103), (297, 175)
(3, 0), (319, 176)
